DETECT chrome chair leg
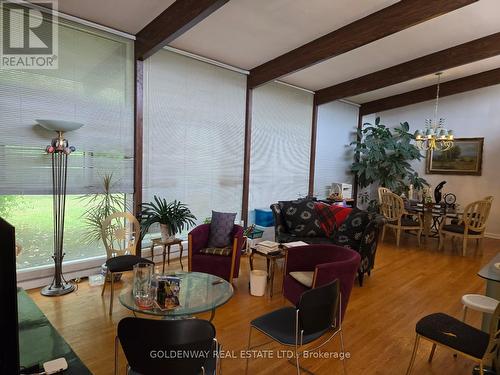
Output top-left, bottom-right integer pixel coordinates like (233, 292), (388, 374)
(339, 328), (347, 375)
(109, 272), (115, 316)
(101, 269), (109, 296)
(405, 335), (420, 375)
(428, 343), (436, 363)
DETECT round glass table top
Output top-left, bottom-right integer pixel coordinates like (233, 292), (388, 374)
(119, 272), (233, 318)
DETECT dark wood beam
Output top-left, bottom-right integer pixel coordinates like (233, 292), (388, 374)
(316, 32), (500, 105)
(134, 59), (144, 256)
(241, 79), (253, 227)
(360, 68), (500, 115)
(135, 0), (229, 60)
(308, 98), (318, 197)
(248, 0), (477, 89)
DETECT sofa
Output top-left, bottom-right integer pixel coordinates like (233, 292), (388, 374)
(270, 199), (384, 286)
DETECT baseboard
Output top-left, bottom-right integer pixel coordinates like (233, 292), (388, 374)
(485, 232), (500, 239)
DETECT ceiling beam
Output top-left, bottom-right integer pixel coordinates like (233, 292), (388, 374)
(359, 67), (500, 115)
(247, 0), (478, 89)
(316, 32), (500, 105)
(135, 0), (229, 60)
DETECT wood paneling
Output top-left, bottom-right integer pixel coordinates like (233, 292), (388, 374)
(241, 79), (253, 226)
(248, 0), (477, 89)
(316, 32), (500, 105)
(135, 0), (229, 60)
(360, 68), (500, 115)
(28, 238), (497, 374)
(308, 98), (318, 196)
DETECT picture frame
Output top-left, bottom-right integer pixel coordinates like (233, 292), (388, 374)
(426, 137), (484, 176)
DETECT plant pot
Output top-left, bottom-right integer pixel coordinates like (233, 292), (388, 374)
(160, 224), (175, 242)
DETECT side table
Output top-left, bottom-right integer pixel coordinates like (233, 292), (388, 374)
(249, 247), (286, 298)
(150, 237), (184, 273)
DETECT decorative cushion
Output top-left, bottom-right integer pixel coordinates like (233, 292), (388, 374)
(279, 199), (322, 237)
(416, 313), (489, 359)
(314, 202), (352, 237)
(442, 224), (481, 235)
(332, 208), (370, 250)
(208, 211), (236, 248)
(199, 247), (232, 256)
(105, 255), (154, 273)
(289, 271), (314, 288)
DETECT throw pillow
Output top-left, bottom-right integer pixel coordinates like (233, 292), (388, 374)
(332, 208), (370, 250)
(200, 247), (232, 256)
(279, 199), (322, 237)
(208, 211), (236, 248)
(314, 202), (352, 237)
(289, 271), (314, 288)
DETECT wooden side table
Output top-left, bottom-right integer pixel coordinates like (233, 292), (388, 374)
(150, 238), (184, 273)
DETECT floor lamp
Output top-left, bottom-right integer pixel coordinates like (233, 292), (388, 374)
(37, 119), (84, 296)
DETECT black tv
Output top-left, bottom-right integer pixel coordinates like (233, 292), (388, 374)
(0, 217), (20, 374)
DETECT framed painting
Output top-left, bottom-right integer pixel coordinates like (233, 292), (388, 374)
(426, 137), (484, 176)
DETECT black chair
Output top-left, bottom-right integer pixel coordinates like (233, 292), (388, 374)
(245, 279), (346, 375)
(405, 302), (500, 375)
(115, 317), (220, 375)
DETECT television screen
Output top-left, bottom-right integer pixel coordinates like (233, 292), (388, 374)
(0, 217), (20, 374)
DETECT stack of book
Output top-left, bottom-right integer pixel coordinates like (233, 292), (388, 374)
(256, 240), (280, 255)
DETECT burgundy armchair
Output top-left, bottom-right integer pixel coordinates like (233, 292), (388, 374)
(283, 244), (360, 321)
(188, 224), (244, 283)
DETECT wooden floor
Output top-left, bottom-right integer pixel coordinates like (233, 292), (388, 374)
(29, 235), (499, 375)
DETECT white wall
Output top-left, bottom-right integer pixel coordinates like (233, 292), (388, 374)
(314, 101), (359, 199)
(372, 85), (500, 237)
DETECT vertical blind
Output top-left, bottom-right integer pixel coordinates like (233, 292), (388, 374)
(249, 82), (313, 214)
(143, 50), (246, 226)
(0, 11), (134, 195)
(314, 101), (358, 199)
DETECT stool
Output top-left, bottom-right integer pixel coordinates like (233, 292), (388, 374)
(462, 294), (499, 322)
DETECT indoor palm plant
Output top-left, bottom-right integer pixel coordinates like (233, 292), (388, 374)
(351, 117), (428, 205)
(140, 196), (197, 241)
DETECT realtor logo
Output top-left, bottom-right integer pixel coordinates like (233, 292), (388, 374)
(0, 0), (58, 69)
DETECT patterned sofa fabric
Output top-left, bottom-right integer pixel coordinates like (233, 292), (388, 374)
(278, 199), (323, 237)
(270, 202), (384, 286)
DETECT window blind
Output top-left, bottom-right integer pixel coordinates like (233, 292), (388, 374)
(0, 11), (134, 195)
(249, 82), (313, 213)
(143, 50), (246, 226)
(314, 101), (358, 199)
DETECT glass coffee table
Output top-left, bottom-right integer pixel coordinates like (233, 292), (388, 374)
(119, 271), (233, 321)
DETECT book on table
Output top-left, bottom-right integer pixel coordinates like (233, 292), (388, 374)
(282, 241), (309, 248)
(256, 240), (279, 254)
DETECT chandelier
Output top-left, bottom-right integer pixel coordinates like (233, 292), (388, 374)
(414, 72), (454, 151)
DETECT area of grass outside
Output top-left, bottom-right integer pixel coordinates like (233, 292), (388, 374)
(1, 195), (105, 269)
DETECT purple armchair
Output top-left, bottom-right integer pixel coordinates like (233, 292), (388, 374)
(188, 224), (244, 283)
(283, 244), (360, 321)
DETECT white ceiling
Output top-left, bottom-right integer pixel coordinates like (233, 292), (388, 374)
(40, 0), (500, 105)
(53, 0), (175, 34)
(170, 0), (398, 70)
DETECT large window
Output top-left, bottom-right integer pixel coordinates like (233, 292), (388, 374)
(314, 101), (358, 199)
(0, 10), (134, 269)
(143, 50), (246, 236)
(249, 82), (313, 216)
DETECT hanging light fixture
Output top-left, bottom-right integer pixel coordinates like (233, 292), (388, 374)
(414, 72), (454, 151)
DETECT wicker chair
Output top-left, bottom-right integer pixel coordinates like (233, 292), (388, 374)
(380, 192), (423, 247)
(438, 199), (492, 256)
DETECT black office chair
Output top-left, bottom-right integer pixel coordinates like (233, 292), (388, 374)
(115, 317), (220, 375)
(405, 302), (500, 375)
(245, 279), (346, 375)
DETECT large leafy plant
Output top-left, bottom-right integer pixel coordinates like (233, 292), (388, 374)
(141, 196), (196, 236)
(351, 117), (428, 193)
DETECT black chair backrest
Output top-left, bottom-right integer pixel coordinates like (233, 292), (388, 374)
(117, 317), (216, 375)
(297, 279), (340, 335)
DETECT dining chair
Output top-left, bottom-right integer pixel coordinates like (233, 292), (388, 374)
(245, 279), (346, 375)
(101, 212), (154, 316)
(115, 317), (220, 375)
(438, 199), (492, 256)
(405, 302), (500, 375)
(377, 187), (391, 206)
(380, 191), (423, 247)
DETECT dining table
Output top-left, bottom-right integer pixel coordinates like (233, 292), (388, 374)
(405, 202), (461, 239)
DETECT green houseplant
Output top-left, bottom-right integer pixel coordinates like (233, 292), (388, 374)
(351, 117), (428, 199)
(141, 196), (197, 241)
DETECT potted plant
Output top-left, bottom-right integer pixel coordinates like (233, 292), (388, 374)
(141, 196), (197, 241)
(351, 117), (428, 206)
